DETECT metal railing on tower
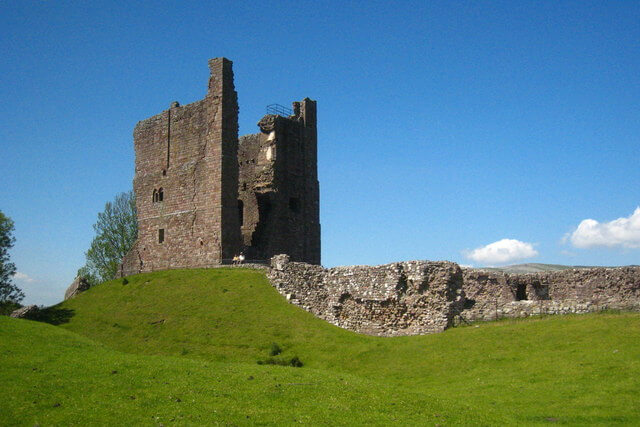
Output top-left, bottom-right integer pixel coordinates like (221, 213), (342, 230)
(266, 103), (293, 117)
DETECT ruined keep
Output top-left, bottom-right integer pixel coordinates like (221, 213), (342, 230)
(120, 58), (320, 275)
(114, 59), (640, 338)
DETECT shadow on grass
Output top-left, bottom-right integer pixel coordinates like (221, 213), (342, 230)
(36, 306), (76, 325)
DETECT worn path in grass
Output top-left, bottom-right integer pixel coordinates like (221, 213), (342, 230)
(2, 268), (640, 425)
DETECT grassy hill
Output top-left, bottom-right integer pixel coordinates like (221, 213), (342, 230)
(2, 268), (640, 425)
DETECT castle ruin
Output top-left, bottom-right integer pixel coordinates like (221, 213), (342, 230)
(116, 58), (640, 337)
(120, 58), (320, 275)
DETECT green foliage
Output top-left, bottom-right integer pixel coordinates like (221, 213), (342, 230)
(0, 301), (21, 315)
(289, 356), (303, 367)
(269, 342), (282, 356)
(3, 268), (640, 424)
(79, 191), (137, 285)
(256, 356), (303, 367)
(0, 210), (23, 305)
(260, 342), (301, 366)
(76, 265), (99, 288)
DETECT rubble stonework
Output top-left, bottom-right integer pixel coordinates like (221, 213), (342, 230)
(267, 255), (640, 336)
(64, 276), (90, 300)
(268, 255), (465, 336)
(120, 58), (320, 276)
(461, 267), (640, 321)
(10, 305), (39, 319)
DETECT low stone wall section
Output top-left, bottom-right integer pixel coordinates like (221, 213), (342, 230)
(268, 255), (640, 336)
(268, 255), (465, 336)
(461, 267), (640, 322)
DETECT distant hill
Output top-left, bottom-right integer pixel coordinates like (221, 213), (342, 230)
(472, 262), (599, 274)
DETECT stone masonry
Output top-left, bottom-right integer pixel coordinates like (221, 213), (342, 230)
(115, 59), (639, 338)
(461, 266), (640, 322)
(64, 276), (90, 300)
(268, 255), (640, 336)
(120, 58), (320, 276)
(238, 104), (320, 263)
(268, 255), (466, 336)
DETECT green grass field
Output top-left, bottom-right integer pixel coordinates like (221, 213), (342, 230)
(2, 268), (639, 425)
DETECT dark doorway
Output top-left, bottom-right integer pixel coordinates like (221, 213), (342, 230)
(251, 193), (273, 259)
(516, 283), (527, 301)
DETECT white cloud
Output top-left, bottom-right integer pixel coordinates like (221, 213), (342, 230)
(14, 272), (35, 283)
(568, 207), (640, 249)
(464, 239), (538, 265)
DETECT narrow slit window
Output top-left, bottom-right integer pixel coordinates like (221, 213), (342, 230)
(238, 200), (244, 226)
(153, 189), (158, 203)
(158, 228), (165, 243)
(158, 188), (164, 202)
(289, 197), (300, 213)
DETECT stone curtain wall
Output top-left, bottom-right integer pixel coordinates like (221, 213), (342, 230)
(268, 255), (465, 336)
(461, 267), (640, 322)
(268, 255), (640, 336)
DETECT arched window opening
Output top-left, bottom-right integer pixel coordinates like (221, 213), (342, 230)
(158, 188), (164, 202)
(153, 189), (158, 203)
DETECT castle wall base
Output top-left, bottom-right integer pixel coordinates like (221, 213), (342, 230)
(267, 255), (640, 336)
(268, 255), (465, 336)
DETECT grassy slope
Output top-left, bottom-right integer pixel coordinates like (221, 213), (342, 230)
(3, 268), (640, 425)
(1, 317), (473, 426)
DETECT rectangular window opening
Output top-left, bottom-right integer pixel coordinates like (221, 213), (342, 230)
(158, 228), (165, 243)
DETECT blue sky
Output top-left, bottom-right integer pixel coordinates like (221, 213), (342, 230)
(1, 1), (639, 305)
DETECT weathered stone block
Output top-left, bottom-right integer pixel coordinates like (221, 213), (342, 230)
(64, 276), (90, 300)
(10, 305), (39, 319)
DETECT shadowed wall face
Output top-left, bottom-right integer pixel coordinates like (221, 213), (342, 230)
(237, 100), (320, 264)
(123, 58), (239, 274)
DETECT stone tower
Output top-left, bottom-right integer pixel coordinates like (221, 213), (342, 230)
(120, 58), (320, 276)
